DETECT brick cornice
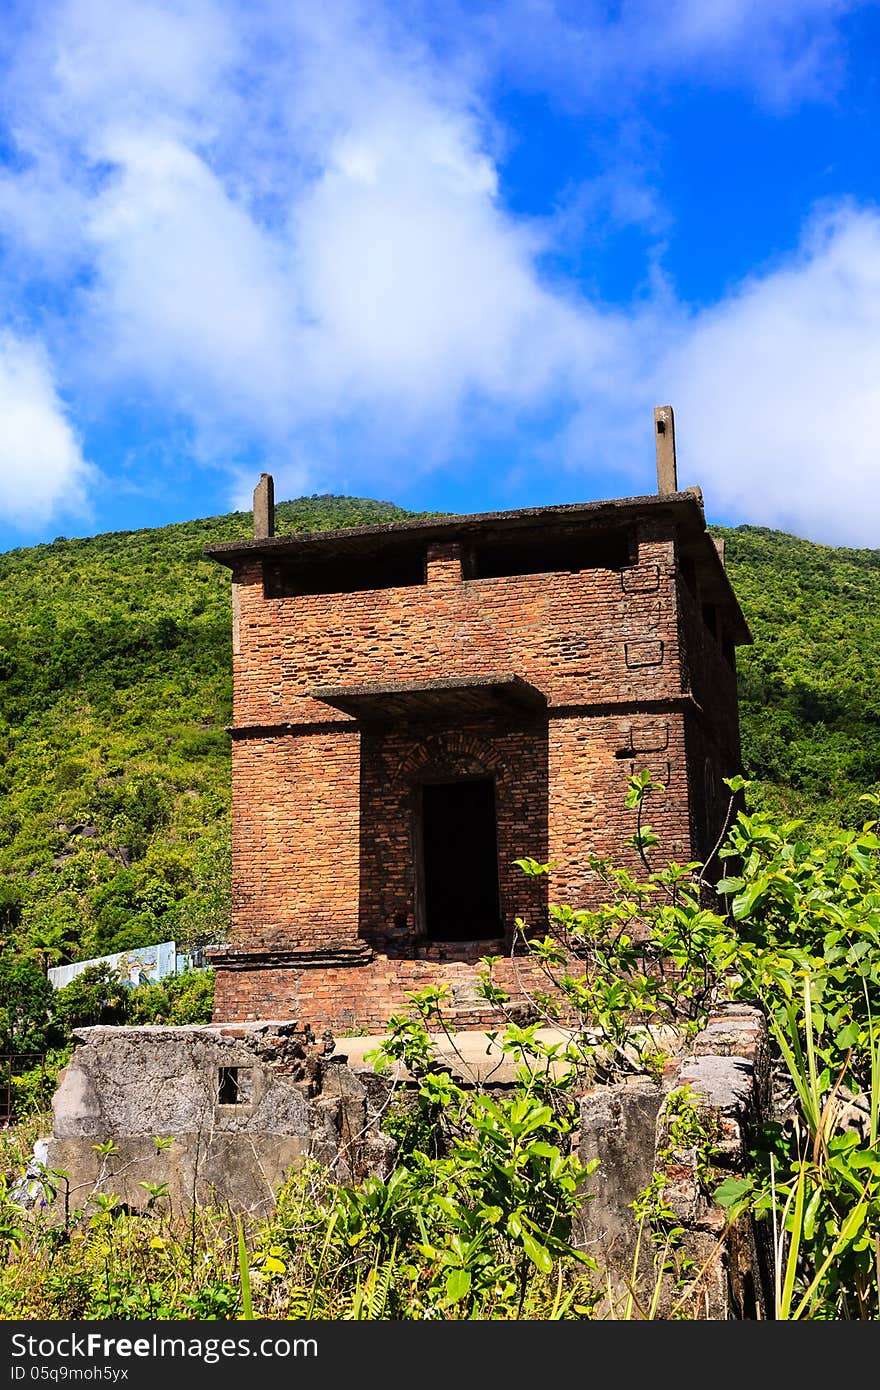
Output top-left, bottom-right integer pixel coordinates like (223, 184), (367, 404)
(227, 694), (708, 739)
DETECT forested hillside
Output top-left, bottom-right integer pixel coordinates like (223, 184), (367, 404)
(719, 525), (880, 826)
(0, 497), (428, 970)
(0, 500), (876, 970)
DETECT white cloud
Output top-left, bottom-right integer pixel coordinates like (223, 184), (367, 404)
(0, 0), (628, 462)
(0, 0), (876, 543)
(660, 205), (880, 545)
(291, 106), (615, 416)
(84, 133), (298, 427)
(617, 0), (857, 105)
(12, 0), (238, 144)
(464, 0), (865, 109)
(0, 332), (94, 529)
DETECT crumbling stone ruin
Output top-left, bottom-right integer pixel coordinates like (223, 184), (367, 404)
(48, 1021), (395, 1213)
(48, 1002), (773, 1318)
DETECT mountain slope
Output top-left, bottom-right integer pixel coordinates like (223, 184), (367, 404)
(0, 500), (876, 967)
(718, 524), (880, 826)
(0, 496), (429, 965)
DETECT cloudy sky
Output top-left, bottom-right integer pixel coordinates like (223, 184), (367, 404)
(0, 0), (877, 551)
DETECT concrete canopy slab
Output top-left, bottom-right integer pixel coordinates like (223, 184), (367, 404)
(310, 673), (548, 725)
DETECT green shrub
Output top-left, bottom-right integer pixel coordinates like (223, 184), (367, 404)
(128, 969), (214, 1025)
(51, 965), (131, 1033)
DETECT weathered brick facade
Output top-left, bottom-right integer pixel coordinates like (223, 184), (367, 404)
(206, 467), (750, 1033)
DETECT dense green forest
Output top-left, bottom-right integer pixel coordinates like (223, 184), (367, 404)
(0, 498), (876, 977)
(718, 524), (880, 827)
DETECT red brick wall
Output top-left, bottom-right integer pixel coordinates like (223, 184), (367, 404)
(211, 952), (552, 1034)
(677, 574), (740, 743)
(676, 575), (744, 867)
(229, 728), (361, 952)
(229, 527), (682, 728)
(212, 517), (741, 1029)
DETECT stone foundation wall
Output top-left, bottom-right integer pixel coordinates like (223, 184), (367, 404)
(48, 1022), (394, 1215)
(47, 1005), (772, 1317)
(575, 1003), (773, 1318)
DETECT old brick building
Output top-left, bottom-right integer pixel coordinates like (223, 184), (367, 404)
(205, 408), (750, 1032)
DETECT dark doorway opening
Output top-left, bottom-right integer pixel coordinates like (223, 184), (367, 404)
(421, 779), (501, 941)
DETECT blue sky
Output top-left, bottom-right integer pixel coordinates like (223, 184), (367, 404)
(0, 0), (878, 552)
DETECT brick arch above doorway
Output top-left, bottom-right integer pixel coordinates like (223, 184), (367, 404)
(392, 729), (512, 782)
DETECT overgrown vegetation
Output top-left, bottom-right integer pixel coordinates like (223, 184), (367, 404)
(0, 962), (215, 1122)
(0, 781), (877, 1318)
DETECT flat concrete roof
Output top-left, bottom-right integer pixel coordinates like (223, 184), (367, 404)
(206, 488), (707, 562)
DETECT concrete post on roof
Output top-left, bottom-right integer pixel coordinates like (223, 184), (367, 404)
(654, 406), (677, 495)
(253, 473), (275, 539)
